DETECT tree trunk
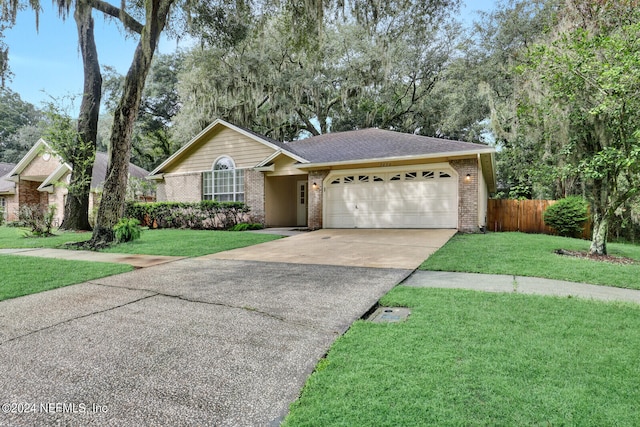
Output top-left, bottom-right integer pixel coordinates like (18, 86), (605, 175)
(60, 2), (101, 231)
(589, 211), (608, 255)
(90, 0), (174, 247)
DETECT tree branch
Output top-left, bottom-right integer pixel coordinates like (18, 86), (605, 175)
(89, 0), (144, 34)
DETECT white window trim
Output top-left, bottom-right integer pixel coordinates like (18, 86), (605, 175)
(206, 156), (246, 202)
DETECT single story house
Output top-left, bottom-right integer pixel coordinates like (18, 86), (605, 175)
(150, 119), (496, 231)
(0, 162), (17, 221)
(4, 138), (149, 225)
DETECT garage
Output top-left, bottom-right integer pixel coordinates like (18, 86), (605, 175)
(324, 166), (458, 228)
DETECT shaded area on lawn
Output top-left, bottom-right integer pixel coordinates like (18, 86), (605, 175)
(284, 287), (640, 426)
(420, 232), (640, 289)
(0, 227), (92, 249)
(0, 227), (283, 258)
(0, 255), (132, 301)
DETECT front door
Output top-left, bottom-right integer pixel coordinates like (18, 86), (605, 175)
(296, 180), (308, 226)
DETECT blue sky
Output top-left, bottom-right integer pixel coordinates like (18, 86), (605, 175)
(4, 0), (497, 109)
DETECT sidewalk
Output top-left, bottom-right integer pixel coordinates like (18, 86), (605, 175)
(0, 248), (184, 268)
(404, 270), (640, 304)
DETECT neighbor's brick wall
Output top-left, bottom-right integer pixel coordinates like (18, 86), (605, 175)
(18, 180), (47, 207)
(162, 172), (203, 202)
(156, 182), (167, 201)
(451, 159), (479, 232)
(244, 169), (265, 224)
(308, 170), (329, 230)
(4, 194), (19, 221)
(48, 186), (66, 226)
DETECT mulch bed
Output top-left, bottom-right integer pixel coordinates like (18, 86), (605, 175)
(554, 249), (637, 265)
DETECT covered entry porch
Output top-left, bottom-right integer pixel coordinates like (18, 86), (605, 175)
(264, 174), (309, 227)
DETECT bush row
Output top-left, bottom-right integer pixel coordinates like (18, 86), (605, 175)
(125, 201), (252, 230)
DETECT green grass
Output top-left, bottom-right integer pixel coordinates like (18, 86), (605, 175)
(0, 255), (131, 301)
(100, 228), (282, 257)
(284, 287), (640, 426)
(421, 232), (640, 289)
(0, 226), (92, 249)
(0, 226), (282, 257)
(0, 227), (281, 300)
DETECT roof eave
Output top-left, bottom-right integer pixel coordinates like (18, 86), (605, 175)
(39, 164), (71, 189)
(7, 139), (71, 179)
(150, 119), (308, 176)
(294, 148), (496, 170)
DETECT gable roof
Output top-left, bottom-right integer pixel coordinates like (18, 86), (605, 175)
(0, 162), (16, 194)
(38, 151), (149, 192)
(7, 138), (70, 181)
(7, 138), (149, 192)
(287, 128), (494, 165)
(150, 118), (307, 176)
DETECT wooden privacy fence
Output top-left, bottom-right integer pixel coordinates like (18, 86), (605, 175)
(487, 199), (591, 239)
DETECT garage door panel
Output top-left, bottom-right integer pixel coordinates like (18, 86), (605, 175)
(325, 168), (458, 229)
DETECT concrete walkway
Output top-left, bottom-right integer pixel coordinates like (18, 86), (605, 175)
(0, 248), (185, 268)
(404, 270), (640, 304)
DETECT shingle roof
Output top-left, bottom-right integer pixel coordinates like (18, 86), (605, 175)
(91, 152), (149, 189)
(0, 162), (16, 193)
(287, 128), (491, 164)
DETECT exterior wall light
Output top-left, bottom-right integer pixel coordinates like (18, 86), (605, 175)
(465, 174), (472, 182)
(312, 182), (318, 190)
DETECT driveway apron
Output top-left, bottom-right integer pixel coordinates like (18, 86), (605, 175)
(0, 229), (453, 426)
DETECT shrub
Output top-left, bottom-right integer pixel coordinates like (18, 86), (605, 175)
(229, 223), (264, 231)
(18, 204), (57, 236)
(0, 208), (4, 226)
(113, 218), (142, 243)
(543, 196), (589, 238)
(124, 201), (252, 230)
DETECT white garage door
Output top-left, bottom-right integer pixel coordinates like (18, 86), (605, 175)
(324, 168), (458, 228)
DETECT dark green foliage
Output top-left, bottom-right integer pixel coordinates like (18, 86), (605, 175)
(125, 201), (250, 230)
(543, 196), (589, 238)
(228, 222), (264, 231)
(113, 218), (142, 243)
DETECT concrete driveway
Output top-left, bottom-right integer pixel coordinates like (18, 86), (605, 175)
(0, 229), (454, 426)
(209, 229), (456, 269)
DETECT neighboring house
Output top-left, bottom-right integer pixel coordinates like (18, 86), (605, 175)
(0, 162), (18, 221)
(150, 119), (496, 231)
(5, 139), (150, 225)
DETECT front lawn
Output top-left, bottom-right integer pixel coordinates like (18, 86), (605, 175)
(0, 226), (92, 249)
(0, 226), (282, 257)
(421, 232), (640, 289)
(100, 228), (282, 257)
(284, 287), (640, 426)
(0, 255), (132, 301)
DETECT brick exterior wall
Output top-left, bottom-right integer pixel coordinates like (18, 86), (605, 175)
(162, 172), (203, 202)
(2, 194), (19, 221)
(156, 182), (167, 201)
(308, 170), (329, 230)
(18, 180), (47, 208)
(451, 159), (479, 232)
(244, 169), (265, 224)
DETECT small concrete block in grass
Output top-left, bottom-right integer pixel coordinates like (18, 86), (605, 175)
(367, 307), (411, 323)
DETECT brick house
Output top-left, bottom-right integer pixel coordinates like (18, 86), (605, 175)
(149, 119), (496, 231)
(3, 139), (149, 225)
(0, 162), (18, 222)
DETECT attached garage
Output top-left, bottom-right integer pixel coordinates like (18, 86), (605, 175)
(324, 166), (458, 229)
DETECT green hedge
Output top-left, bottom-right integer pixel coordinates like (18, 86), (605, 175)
(125, 201), (250, 230)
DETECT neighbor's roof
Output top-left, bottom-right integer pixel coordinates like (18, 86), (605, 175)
(92, 152), (148, 188)
(287, 128), (494, 165)
(0, 162), (16, 193)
